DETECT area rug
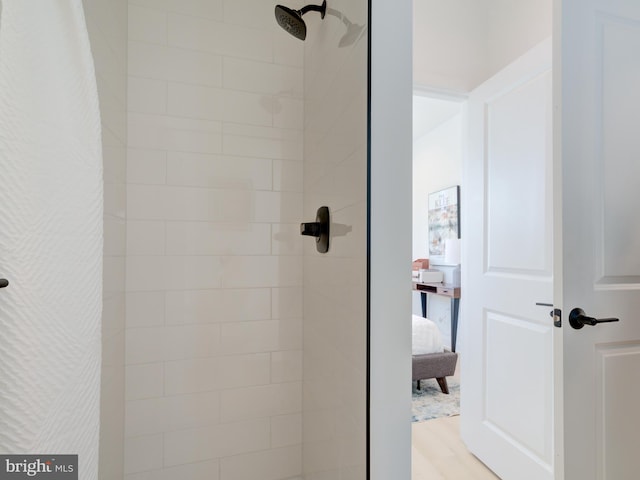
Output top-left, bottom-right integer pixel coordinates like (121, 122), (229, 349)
(412, 379), (460, 423)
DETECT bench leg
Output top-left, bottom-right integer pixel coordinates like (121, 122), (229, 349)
(436, 377), (449, 394)
(417, 380), (422, 390)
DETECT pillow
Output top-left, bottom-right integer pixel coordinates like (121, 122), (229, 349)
(412, 315), (444, 355)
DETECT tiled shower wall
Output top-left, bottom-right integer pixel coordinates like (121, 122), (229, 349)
(124, 1), (305, 478)
(302, 1), (369, 479)
(83, 0), (128, 478)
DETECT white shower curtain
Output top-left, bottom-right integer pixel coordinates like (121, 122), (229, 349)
(0, 1), (103, 478)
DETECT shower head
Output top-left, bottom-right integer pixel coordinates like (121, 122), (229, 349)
(275, 1), (326, 41)
(275, 5), (307, 40)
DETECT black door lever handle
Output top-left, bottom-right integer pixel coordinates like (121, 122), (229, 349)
(0, 279), (8, 288)
(569, 308), (619, 330)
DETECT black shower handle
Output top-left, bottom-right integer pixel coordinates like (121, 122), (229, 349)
(300, 206), (330, 253)
(300, 222), (322, 237)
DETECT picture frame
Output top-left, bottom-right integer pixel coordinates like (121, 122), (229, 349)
(428, 186), (460, 265)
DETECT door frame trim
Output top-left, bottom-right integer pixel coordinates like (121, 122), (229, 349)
(368, 0), (413, 478)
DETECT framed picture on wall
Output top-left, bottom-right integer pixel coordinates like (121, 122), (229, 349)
(428, 185), (460, 265)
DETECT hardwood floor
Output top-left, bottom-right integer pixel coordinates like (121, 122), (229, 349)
(412, 416), (500, 480)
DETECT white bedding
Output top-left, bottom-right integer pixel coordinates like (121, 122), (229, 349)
(412, 315), (444, 355)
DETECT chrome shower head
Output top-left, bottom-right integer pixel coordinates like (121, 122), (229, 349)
(274, 1), (326, 41)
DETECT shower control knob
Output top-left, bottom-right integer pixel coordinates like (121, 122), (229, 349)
(300, 222), (322, 237)
(0, 279), (9, 288)
(300, 206), (330, 253)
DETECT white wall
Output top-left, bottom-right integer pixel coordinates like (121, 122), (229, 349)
(412, 113), (462, 261)
(83, 0), (128, 478)
(124, 1), (304, 478)
(412, 112), (462, 347)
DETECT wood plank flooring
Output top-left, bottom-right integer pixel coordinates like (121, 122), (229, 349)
(412, 416), (500, 480)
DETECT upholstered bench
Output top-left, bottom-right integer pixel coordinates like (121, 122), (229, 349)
(412, 350), (458, 394)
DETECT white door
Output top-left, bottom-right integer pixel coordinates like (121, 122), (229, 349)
(461, 38), (557, 480)
(561, 0), (640, 478)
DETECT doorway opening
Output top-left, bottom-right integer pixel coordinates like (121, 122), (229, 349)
(410, 1), (552, 478)
(411, 92), (463, 418)
(410, 92), (485, 477)
(410, 92), (491, 478)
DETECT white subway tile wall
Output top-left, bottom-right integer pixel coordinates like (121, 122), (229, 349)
(126, 1), (304, 479)
(123, 460), (221, 480)
(124, 434), (164, 474)
(83, 0), (128, 478)
(126, 362), (165, 401)
(302, 1), (368, 479)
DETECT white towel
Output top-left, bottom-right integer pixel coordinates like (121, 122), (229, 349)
(0, 2), (103, 478)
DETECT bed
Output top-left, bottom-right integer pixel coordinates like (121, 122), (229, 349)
(412, 315), (458, 394)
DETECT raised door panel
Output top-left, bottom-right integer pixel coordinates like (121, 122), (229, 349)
(595, 344), (640, 479)
(598, 15), (640, 286)
(484, 311), (552, 463)
(486, 71), (552, 277)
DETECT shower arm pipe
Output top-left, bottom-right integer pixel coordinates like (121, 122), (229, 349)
(299, 2), (326, 18)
